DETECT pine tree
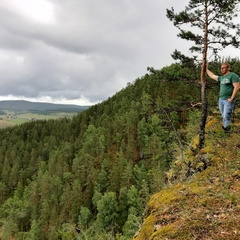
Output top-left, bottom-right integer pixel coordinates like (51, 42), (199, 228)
(167, 0), (240, 149)
(96, 192), (119, 234)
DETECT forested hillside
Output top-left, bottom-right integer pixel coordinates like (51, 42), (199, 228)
(0, 60), (237, 239)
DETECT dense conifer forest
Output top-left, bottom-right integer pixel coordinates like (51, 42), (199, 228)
(0, 60), (238, 239)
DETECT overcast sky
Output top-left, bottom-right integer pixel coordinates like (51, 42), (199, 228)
(0, 0), (239, 106)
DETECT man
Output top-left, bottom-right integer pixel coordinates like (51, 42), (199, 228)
(206, 62), (240, 133)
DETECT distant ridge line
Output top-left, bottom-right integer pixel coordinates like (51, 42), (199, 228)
(0, 100), (89, 112)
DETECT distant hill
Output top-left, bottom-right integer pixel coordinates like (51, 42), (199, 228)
(0, 100), (89, 112)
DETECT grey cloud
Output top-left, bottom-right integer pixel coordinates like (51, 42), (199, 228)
(0, 0), (205, 105)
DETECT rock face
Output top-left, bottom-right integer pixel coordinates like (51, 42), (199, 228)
(133, 119), (240, 240)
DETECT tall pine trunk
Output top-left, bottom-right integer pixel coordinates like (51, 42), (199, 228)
(199, 80), (207, 149)
(198, 1), (208, 150)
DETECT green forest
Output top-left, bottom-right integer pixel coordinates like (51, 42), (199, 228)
(1, 59), (239, 240)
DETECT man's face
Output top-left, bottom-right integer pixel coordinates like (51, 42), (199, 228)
(221, 65), (229, 75)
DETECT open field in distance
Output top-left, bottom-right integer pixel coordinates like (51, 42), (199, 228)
(0, 110), (80, 128)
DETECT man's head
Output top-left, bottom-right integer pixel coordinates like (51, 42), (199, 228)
(221, 62), (230, 75)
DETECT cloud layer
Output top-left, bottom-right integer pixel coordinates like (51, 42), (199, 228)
(0, 0), (239, 105)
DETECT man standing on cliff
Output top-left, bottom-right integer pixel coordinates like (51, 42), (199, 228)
(206, 62), (240, 133)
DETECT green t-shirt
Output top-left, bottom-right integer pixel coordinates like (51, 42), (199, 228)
(217, 72), (240, 100)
